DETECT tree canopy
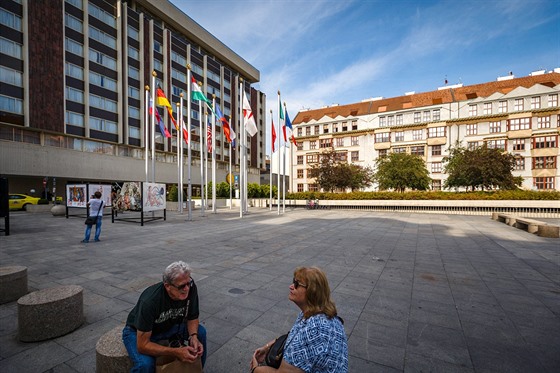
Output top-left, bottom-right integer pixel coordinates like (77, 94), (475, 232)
(373, 152), (431, 192)
(309, 148), (374, 192)
(443, 142), (522, 191)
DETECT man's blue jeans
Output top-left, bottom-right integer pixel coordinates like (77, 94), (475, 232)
(84, 216), (102, 242)
(122, 324), (207, 373)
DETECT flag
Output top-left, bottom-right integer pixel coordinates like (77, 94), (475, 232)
(242, 91), (257, 137)
(216, 104), (235, 143)
(271, 119), (277, 153)
(282, 124), (287, 142)
(180, 118), (189, 144)
(157, 87), (188, 142)
(191, 76), (211, 104)
(149, 98), (171, 138)
(156, 87), (172, 108)
(207, 119), (212, 153)
(285, 109), (297, 146)
(279, 100), (284, 121)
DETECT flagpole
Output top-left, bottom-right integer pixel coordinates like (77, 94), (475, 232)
(151, 71), (156, 182)
(199, 96), (205, 216)
(211, 96), (217, 213)
(145, 86), (150, 184)
(176, 101), (183, 214)
(283, 102), (288, 214)
(239, 78), (244, 218)
(186, 66), (192, 221)
(227, 115), (232, 210)
(269, 109), (273, 211)
(277, 91), (281, 215)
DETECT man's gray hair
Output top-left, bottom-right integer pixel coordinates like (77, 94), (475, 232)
(163, 261), (191, 284)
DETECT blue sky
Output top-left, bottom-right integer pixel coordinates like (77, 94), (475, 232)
(172, 0), (559, 120)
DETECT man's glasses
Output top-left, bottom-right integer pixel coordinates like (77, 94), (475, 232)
(293, 278), (307, 289)
(170, 278), (193, 291)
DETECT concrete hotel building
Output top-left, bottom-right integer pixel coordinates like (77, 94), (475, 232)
(0, 0), (266, 196)
(292, 70), (560, 192)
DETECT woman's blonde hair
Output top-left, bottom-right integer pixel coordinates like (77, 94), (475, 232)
(294, 266), (337, 319)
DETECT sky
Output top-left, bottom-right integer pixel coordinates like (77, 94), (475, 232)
(172, 0), (559, 122)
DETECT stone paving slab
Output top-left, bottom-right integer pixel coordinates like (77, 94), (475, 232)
(0, 208), (559, 372)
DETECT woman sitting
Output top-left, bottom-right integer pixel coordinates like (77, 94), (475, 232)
(250, 266), (348, 373)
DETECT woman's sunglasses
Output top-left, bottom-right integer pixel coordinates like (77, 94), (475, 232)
(293, 278), (307, 289)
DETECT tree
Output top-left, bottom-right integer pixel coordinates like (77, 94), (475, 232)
(309, 148), (374, 192)
(374, 152), (431, 192)
(443, 143), (522, 190)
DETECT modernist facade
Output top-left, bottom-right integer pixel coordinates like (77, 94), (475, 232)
(292, 71), (560, 192)
(0, 0), (266, 196)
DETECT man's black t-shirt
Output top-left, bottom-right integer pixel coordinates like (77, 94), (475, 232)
(126, 281), (199, 335)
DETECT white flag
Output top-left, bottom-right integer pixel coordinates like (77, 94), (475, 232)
(243, 91), (258, 137)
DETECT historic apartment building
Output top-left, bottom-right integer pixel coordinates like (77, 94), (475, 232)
(292, 70), (560, 192)
(0, 0), (265, 195)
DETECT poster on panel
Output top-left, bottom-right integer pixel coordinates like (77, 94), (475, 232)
(115, 182), (142, 211)
(66, 184), (87, 208)
(88, 184), (112, 207)
(143, 183), (166, 212)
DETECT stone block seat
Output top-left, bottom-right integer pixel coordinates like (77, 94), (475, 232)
(96, 325), (132, 373)
(17, 284), (84, 342)
(0, 266), (28, 304)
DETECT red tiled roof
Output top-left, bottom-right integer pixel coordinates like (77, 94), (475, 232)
(292, 73), (560, 125)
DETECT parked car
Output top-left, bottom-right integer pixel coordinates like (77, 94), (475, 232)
(9, 194), (41, 210)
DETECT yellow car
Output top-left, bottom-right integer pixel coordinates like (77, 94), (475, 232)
(9, 194), (41, 210)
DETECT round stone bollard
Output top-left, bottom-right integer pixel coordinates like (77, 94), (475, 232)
(96, 326), (132, 373)
(51, 204), (66, 216)
(18, 285), (84, 342)
(0, 266), (28, 304)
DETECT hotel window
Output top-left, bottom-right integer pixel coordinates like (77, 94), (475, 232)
(533, 156), (556, 169)
(319, 138), (332, 148)
(432, 179), (442, 191)
(323, 124), (329, 134)
(89, 3), (116, 27)
(90, 71), (117, 91)
(508, 118), (531, 131)
(375, 133), (390, 143)
(64, 13), (82, 32)
(387, 116), (394, 126)
(468, 105), (477, 117)
(423, 111), (431, 122)
(431, 145), (442, 156)
(128, 66), (140, 80)
(351, 136), (359, 146)
(531, 96), (541, 109)
(514, 98), (524, 111)
(129, 106), (140, 119)
(306, 127), (311, 136)
(0, 66), (23, 86)
(378, 149), (388, 157)
(66, 111), (84, 127)
(513, 157), (525, 170)
(483, 103), (492, 115)
(306, 154), (319, 163)
(411, 146), (424, 156)
(66, 87), (84, 103)
(1, 8), (22, 31)
(467, 141), (478, 150)
(314, 125), (319, 135)
(128, 46), (139, 60)
(335, 152), (347, 162)
(394, 131), (404, 142)
(153, 59), (163, 72)
(171, 51), (187, 66)
(297, 142), (304, 151)
(89, 25), (116, 49)
(534, 177), (555, 190)
(489, 121), (501, 133)
(511, 139), (525, 151)
(498, 100), (507, 113)
(297, 169), (303, 178)
(0, 37), (22, 58)
(89, 94), (117, 112)
(466, 124), (478, 136)
(428, 126), (445, 138)
(431, 162), (442, 173)
(352, 120), (358, 130)
(309, 184), (318, 192)
(537, 116), (551, 129)
(412, 129), (423, 140)
(89, 49), (116, 69)
(335, 138), (344, 147)
(127, 25), (139, 39)
(90, 117), (117, 134)
(154, 41), (162, 53)
(65, 37), (83, 56)
(129, 126), (140, 140)
(351, 151), (359, 161)
(309, 140), (317, 149)
(548, 94), (558, 107)
(297, 155), (304, 165)
(396, 114), (403, 125)
(379, 117), (386, 127)
(297, 128), (302, 136)
(342, 122), (348, 131)
(414, 112), (421, 123)
(487, 139), (506, 150)
(393, 147), (406, 153)
(297, 184), (304, 192)
(432, 109), (440, 121)
(0, 95), (22, 114)
(171, 69), (187, 84)
(66, 0), (82, 9)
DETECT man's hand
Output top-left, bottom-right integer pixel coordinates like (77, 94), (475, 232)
(175, 345), (198, 363)
(189, 335), (204, 358)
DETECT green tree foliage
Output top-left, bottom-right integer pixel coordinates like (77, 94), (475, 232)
(443, 143), (522, 191)
(309, 148), (374, 192)
(260, 184), (278, 199)
(167, 184), (178, 201)
(374, 152), (431, 192)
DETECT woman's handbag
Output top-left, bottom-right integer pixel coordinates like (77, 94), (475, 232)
(84, 201), (103, 225)
(265, 333), (288, 368)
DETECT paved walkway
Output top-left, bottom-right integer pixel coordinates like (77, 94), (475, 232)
(0, 208), (559, 372)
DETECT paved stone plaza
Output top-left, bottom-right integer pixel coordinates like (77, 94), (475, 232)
(0, 208), (559, 372)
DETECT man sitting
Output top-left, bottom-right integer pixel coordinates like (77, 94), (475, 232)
(122, 261), (206, 372)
